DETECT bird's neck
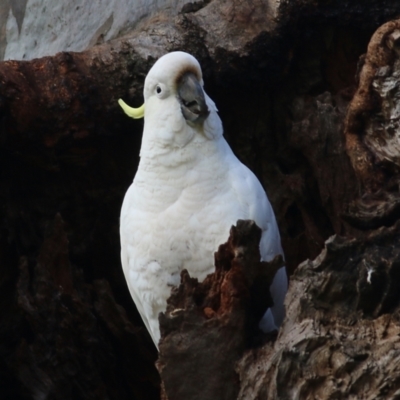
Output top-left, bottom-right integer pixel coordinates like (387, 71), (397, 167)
(133, 133), (237, 213)
(140, 134), (221, 167)
(136, 133), (234, 187)
(136, 108), (232, 186)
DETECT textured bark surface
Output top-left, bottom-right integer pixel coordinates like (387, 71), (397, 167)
(157, 221), (282, 400)
(343, 19), (400, 232)
(345, 20), (400, 192)
(2, 0), (400, 399)
(237, 223), (400, 399)
(0, 0), (194, 61)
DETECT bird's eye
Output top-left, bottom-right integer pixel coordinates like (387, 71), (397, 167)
(156, 85), (162, 94)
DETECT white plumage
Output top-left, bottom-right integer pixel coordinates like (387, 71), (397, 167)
(119, 51), (287, 348)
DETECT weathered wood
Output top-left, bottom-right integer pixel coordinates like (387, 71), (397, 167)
(1, 0), (400, 399)
(237, 222), (400, 399)
(157, 221), (282, 400)
(345, 19), (400, 192)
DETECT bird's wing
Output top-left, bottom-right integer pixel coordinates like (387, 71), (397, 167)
(228, 159), (282, 258)
(120, 232), (151, 333)
(120, 184), (162, 346)
(228, 159), (288, 331)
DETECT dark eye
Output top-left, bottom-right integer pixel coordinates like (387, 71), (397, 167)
(156, 85), (162, 94)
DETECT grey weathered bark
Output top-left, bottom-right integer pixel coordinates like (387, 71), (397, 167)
(237, 222), (400, 399)
(1, 0), (400, 399)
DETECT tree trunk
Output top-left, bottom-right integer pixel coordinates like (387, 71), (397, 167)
(1, 0), (400, 399)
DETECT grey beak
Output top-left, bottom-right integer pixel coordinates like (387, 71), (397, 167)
(178, 72), (209, 124)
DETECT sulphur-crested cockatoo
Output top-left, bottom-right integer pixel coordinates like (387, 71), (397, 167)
(119, 51), (287, 348)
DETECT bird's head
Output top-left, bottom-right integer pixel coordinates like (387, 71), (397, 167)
(119, 51), (222, 150)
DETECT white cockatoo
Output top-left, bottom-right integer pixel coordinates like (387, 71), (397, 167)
(119, 51), (287, 348)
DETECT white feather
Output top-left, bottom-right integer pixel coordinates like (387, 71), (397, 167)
(120, 51), (287, 347)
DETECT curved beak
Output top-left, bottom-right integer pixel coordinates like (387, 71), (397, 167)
(118, 99), (145, 119)
(178, 72), (209, 125)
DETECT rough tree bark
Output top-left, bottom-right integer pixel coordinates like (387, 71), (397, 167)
(158, 221), (283, 400)
(1, 0), (400, 399)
